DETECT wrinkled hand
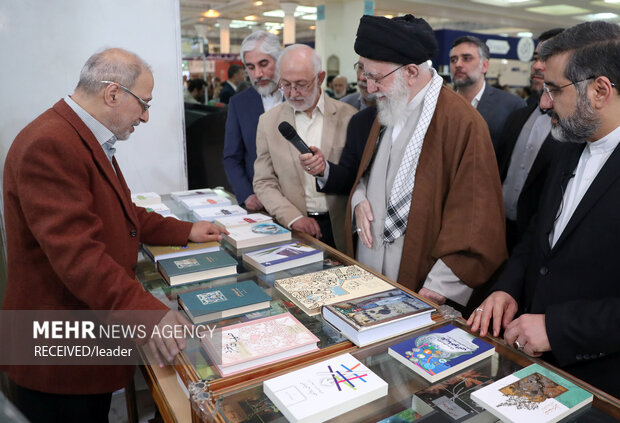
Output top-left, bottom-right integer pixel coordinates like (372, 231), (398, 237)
(244, 194), (263, 211)
(291, 217), (322, 239)
(467, 291), (518, 338)
(146, 310), (192, 367)
(504, 314), (550, 357)
(189, 220), (228, 242)
(299, 146), (326, 176)
(354, 200), (374, 248)
(418, 287), (447, 305)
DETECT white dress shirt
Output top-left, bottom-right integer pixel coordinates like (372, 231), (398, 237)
(261, 89), (283, 113)
(471, 81), (486, 109)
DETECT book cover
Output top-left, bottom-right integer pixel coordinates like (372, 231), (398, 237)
(131, 191), (161, 206)
(223, 222), (291, 249)
(144, 203), (171, 215)
(170, 188), (217, 201)
(388, 325), (495, 383)
(203, 313), (319, 376)
(214, 213), (273, 230)
(275, 265), (393, 316)
(192, 205), (247, 222)
(263, 353), (388, 423)
(158, 250), (238, 286)
(243, 242), (323, 274)
(471, 364), (593, 423)
(181, 195), (232, 210)
(143, 241), (220, 262)
(178, 280), (271, 324)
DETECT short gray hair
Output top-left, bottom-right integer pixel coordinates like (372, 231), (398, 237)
(76, 48), (152, 95)
(241, 31), (282, 65)
(276, 44), (322, 79)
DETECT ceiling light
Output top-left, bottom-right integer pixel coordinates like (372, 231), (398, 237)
(526, 5), (590, 15)
(384, 14), (394, 19)
(254, 0), (264, 5)
(245, 15), (258, 21)
(309, 25), (316, 30)
(269, 28), (280, 35)
(604, 0), (620, 3)
(517, 31), (533, 37)
(301, 14), (317, 20)
(576, 12), (619, 20)
(203, 8), (220, 18)
(471, 0), (539, 6)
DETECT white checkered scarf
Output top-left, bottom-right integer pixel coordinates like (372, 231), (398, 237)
(383, 71), (444, 244)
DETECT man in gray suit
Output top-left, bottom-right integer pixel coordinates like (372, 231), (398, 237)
(450, 35), (525, 154)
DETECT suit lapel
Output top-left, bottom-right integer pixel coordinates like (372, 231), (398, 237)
(552, 142), (620, 250)
(53, 100), (139, 228)
(320, 96), (338, 160)
(249, 88), (265, 115)
(476, 84), (493, 117)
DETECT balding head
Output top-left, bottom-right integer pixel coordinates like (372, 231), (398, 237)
(277, 44), (326, 114)
(332, 75), (348, 98)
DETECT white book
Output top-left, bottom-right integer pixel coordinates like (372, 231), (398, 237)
(263, 353), (388, 423)
(170, 188), (217, 201)
(214, 213), (273, 230)
(223, 222), (291, 249)
(243, 242), (323, 274)
(131, 192), (161, 207)
(181, 195), (231, 210)
(471, 363), (593, 423)
(192, 205), (247, 222)
(144, 203), (171, 216)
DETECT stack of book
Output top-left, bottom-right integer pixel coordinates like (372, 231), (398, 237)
(242, 241), (323, 274)
(202, 312), (319, 376)
(143, 241), (220, 263)
(192, 205), (247, 222)
(170, 188), (217, 202)
(157, 250), (238, 286)
(214, 213), (273, 231)
(274, 265), (394, 316)
(223, 222), (291, 249)
(178, 280), (271, 324)
(131, 191), (161, 207)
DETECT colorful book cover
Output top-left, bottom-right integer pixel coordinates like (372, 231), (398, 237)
(203, 313), (319, 375)
(224, 222), (291, 248)
(143, 241), (219, 262)
(193, 205), (247, 221)
(388, 325), (495, 383)
(471, 364), (593, 423)
(326, 289), (434, 331)
(243, 242), (323, 273)
(178, 281), (270, 319)
(275, 265), (393, 316)
(181, 195), (232, 210)
(263, 353), (388, 423)
(158, 250), (238, 283)
(214, 213), (273, 229)
(170, 188), (217, 200)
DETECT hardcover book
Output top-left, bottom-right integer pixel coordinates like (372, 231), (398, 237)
(192, 205), (247, 222)
(263, 352), (388, 423)
(180, 195), (232, 210)
(202, 312), (319, 377)
(131, 191), (161, 206)
(214, 213), (273, 230)
(223, 222), (291, 249)
(243, 242), (323, 274)
(142, 241), (220, 263)
(471, 363), (593, 423)
(274, 265), (393, 316)
(170, 188), (217, 201)
(322, 289), (434, 346)
(388, 325), (495, 383)
(157, 250), (238, 286)
(178, 280), (271, 324)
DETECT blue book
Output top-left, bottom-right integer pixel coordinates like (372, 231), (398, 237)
(157, 250), (238, 286)
(242, 242), (323, 274)
(388, 324), (495, 383)
(178, 280), (271, 324)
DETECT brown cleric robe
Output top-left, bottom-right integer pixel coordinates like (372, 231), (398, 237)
(345, 86), (508, 293)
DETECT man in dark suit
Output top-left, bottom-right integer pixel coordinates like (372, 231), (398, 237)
(223, 31), (282, 210)
(2, 48), (225, 422)
(450, 36), (525, 154)
(469, 21), (620, 398)
(498, 28), (565, 251)
(219, 63), (245, 104)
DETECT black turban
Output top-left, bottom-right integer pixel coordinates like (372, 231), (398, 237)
(354, 14), (438, 65)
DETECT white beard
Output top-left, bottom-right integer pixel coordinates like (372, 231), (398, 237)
(286, 81), (319, 112)
(376, 71), (410, 127)
(254, 79), (277, 96)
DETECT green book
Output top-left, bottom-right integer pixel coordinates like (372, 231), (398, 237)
(157, 250), (238, 286)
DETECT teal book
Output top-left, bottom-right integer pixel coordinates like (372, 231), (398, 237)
(178, 280), (271, 324)
(157, 250), (238, 286)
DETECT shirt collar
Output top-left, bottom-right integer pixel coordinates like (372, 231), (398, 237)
(472, 81), (486, 107)
(64, 95), (115, 148)
(227, 80), (237, 90)
(587, 123), (620, 155)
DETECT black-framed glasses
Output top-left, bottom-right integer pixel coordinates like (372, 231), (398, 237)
(278, 75), (317, 93)
(543, 76), (617, 102)
(362, 64), (407, 84)
(100, 80), (150, 111)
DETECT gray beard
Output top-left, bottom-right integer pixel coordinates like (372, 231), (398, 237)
(453, 75), (476, 89)
(286, 82), (319, 112)
(376, 72), (410, 127)
(254, 80), (277, 96)
(549, 95), (600, 144)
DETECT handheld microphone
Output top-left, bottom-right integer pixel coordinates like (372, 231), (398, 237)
(278, 122), (313, 155)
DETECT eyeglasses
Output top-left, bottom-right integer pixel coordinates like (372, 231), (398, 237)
(278, 75), (317, 94)
(543, 76), (617, 102)
(100, 80), (151, 111)
(362, 64), (406, 84)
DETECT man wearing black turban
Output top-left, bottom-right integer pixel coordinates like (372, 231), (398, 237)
(344, 15), (507, 312)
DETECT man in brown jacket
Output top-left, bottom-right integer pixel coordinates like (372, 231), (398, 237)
(348, 15), (507, 309)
